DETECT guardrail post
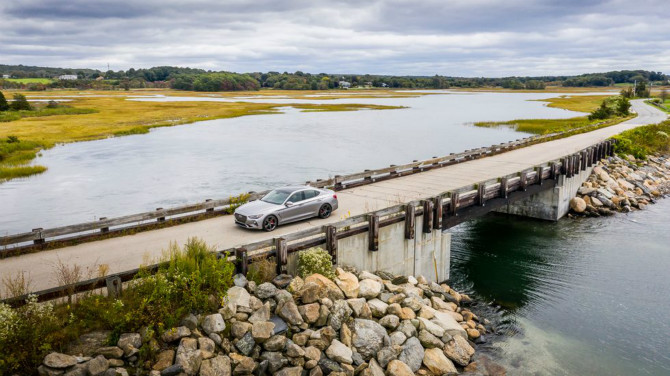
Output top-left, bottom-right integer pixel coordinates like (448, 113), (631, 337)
(449, 192), (459, 216)
(32, 228), (44, 245)
(99, 218), (109, 233)
(422, 200), (434, 233)
(405, 204), (415, 239)
(608, 140), (615, 156)
(590, 146), (596, 165)
(535, 167), (544, 186)
(519, 172), (528, 191)
(205, 199), (214, 212)
(550, 162), (558, 181)
(275, 238), (288, 275)
(368, 215), (379, 251)
(325, 226), (337, 264)
(477, 184), (486, 206)
(334, 175), (343, 190)
(106, 276), (122, 298)
(499, 178), (509, 199)
(581, 151), (588, 171)
(389, 165), (398, 177)
(433, 196), (443, 230)
(156, 208), (165, 222)
(235, 248), (248, 275)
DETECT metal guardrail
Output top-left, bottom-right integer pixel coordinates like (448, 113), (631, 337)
(1, 139), (616, 308)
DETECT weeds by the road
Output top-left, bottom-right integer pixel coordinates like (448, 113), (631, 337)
(0, 238), (235, 374)
(613, 120), (670, 159)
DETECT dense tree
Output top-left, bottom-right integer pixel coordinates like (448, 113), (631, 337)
(0, 91), (9, 111)
(635, 80), (650, 98)
(620, 86), (634, 99)
(616, 97), (631, 116)
(660, 89), (668, 103)
(10, 93), (32, 111)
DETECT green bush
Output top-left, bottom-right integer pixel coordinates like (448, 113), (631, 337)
(297, 247), (335, 280)
(613, 121), (670, 159)
(0, 296), (61, 373)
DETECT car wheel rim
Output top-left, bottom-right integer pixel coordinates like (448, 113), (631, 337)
(320, 205), (331, 217)
(264, 217), (276, 230)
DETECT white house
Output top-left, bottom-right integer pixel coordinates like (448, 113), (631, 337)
(58, 74), (78, 80)
(1, 74), (10, 79)
(338, 81), (351, 89)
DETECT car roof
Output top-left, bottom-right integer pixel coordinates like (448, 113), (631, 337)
(276, 185), (318, 192)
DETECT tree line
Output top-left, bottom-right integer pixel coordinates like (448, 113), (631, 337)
(1, 64), (667, 92)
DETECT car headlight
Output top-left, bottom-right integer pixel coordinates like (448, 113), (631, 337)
(248, 214), (263, 219)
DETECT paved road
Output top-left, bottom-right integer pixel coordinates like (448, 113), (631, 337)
(2, 100), (666, 292)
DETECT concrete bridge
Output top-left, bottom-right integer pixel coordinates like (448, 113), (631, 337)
(1, 100), (666, 303)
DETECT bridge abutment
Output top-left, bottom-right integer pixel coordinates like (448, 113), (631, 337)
(311, 214), (451, 283)
(496, 165), (594, 221)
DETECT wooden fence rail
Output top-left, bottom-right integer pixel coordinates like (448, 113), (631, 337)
(1, 139), (616, 308)
(0, 120), (614, 252)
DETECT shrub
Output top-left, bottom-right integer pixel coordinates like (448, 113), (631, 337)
(297, 247), (335, 280)
(247, 257), (277, 284)
(0, 91), (8, 111)
(0, 296), (61, 373)
(588, 100), (614, 120)
(10, 93), (32, 111)
(613, 121), (670, 159)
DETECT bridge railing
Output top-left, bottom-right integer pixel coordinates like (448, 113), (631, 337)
(1, 139), (616, 307)
(0, 121), (614, 253)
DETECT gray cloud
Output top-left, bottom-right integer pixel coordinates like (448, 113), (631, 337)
(0, 0), (668, 76)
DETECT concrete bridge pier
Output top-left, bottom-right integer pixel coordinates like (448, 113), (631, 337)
(496, 165), (594, 221)
(334, 206), (451, 283)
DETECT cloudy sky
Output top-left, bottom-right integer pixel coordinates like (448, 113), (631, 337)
(1, 0), (668, 77)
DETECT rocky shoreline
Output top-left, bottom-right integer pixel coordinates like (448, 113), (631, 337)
(36, 268), (498, 376)
(569, 154), (670, 217)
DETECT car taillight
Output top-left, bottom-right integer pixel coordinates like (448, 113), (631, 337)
(333, 194), (337, 199)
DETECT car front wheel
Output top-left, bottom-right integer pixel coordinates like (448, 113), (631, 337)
(262, 215), (278, 231)
(318, 204), (332, 219)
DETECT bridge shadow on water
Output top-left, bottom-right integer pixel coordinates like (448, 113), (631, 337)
(448, 212), (589, 318)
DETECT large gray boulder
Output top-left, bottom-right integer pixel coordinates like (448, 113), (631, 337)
(398, 337), (424, 372)
(351, 319), (389, 360)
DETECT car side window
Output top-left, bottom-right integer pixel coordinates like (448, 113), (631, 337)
(303, 190), (319, 200)
(288, 191), (305, 203)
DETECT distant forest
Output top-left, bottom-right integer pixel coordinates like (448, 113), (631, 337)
(0, 64), (667, 92)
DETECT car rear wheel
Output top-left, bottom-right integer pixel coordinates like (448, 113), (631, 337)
(263, 215), (278, 231)
(318, 204), (332, 219)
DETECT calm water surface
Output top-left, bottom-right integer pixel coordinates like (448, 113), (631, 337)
(450, 199), (670, 375)
(1, 92), (583, 234)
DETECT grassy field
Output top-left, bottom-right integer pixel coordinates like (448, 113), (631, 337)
(0, 89), (405, 181)
(474, 94), (630, 134)
(4, 78), (53, 84)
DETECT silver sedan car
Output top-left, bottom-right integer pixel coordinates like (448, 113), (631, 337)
(234, 186), (339, 231)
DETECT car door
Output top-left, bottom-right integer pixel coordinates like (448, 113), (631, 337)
(279, 191), (305, 223)
(302, 189), (323, 217)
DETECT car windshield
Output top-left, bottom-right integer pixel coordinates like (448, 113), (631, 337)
(261, 189), (292, 205)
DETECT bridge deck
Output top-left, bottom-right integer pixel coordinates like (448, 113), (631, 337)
(2, 100), (666, 291)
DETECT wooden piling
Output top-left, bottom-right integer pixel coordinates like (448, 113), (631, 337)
(275, 238), (288, 275)
(405, 204), (416, 239)
(369, 215), (379, 251)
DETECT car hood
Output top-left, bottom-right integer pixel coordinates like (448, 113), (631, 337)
(235, 200), (282, 216)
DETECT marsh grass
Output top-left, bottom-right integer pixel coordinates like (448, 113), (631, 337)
(475, 95), (632, 135)
(1, 271), (33, 299)
(0, 91), (402, 182)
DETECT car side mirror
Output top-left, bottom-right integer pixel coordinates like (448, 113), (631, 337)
(285, 201), (294, 207)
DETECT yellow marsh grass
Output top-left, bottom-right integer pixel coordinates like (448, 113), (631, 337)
(475, 94), (625, 134)
(0, 91), (403, 181)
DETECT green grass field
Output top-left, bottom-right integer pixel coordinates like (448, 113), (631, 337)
(4, 78), (53, 84)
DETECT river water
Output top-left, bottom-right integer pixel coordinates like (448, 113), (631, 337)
(450, 199), (670, 375)
(1, 91), (585, 234)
